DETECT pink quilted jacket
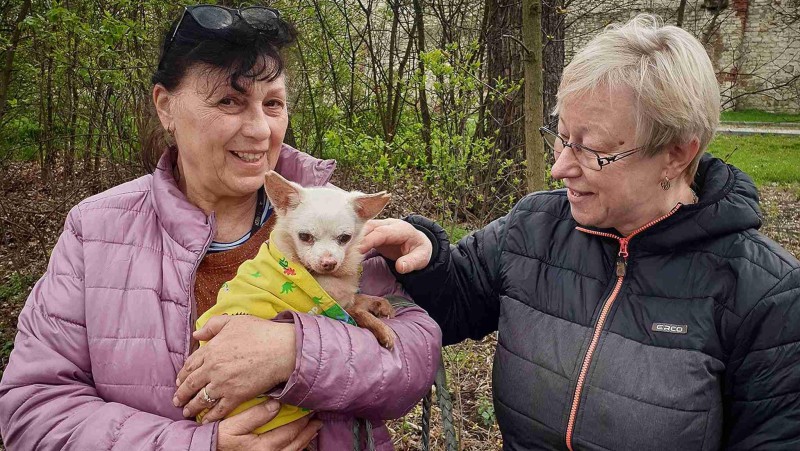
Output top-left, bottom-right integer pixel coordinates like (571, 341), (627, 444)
(0, 145), (442, 450)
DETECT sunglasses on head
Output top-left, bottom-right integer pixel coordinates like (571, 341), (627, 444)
(158, 5), (284, 69)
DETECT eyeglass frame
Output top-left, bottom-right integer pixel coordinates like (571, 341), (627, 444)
(538, 122), (646, 170)
(158, 5), (283, 70)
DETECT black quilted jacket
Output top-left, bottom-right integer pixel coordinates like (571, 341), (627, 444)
(396, 155), (800, 450)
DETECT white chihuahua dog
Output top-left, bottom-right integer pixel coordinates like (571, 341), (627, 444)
(264, 171), (396, 348)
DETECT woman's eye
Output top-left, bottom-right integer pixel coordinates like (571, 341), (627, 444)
(265, 99), (284, 108)
(218, 97), (236, 106)
(337, 234), (352, 245)
(298, 232), (313, 243)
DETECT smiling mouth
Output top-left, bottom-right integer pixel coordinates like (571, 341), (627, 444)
(568, 188), (592, 197)
(231, 151), (266, 163)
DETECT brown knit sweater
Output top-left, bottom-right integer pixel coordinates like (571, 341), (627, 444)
(194, 215), (276, 317)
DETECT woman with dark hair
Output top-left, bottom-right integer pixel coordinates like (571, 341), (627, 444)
(0, 6), (440, 450)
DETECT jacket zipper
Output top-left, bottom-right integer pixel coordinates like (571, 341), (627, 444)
(565, 204), (681, 450)
(187, 214), (215, 357)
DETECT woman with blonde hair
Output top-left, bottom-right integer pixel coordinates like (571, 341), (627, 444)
(361, 14), (800, 450)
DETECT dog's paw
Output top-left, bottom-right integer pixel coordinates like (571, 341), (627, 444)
(379, 330), (395, 350)
(354, 293), (396, 319)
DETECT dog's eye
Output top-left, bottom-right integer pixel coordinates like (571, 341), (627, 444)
(298, 232), (314, 243)
(337, 234), (352, 245)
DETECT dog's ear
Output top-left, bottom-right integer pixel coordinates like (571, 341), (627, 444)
(352, 192), (391, 220)
(264, 171), (302, 214)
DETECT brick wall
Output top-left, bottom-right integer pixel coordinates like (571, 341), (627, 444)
(564, 0), (799, 113)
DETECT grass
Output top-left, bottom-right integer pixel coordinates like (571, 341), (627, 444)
(0, 272), (37, 303)
(0, 272), (37, 381)
(720, 109), (800, 123)
(708, 134), (800, 185)
(445, 225), (472, 242)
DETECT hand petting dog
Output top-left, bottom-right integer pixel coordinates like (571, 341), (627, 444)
(266, 171), (397, 349)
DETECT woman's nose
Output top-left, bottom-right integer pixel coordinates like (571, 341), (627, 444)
(550, 146), (582, 181)
(242, 106), (272, 141)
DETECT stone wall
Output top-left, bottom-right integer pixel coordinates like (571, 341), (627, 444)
(564, 0), (800, 113)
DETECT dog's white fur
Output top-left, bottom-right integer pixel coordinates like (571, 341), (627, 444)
(264, 171), (390, 309)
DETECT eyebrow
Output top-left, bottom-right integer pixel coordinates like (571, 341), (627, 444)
(558, 117), (589, 136)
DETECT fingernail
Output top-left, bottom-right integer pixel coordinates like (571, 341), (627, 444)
(183, 408), (190, 417)
(175, 378), (180, 386)
(401, 261), (408, 273)
(202, 418), (209, 425)
(173, 396), (180, 407)
(266, 400), (280, 412)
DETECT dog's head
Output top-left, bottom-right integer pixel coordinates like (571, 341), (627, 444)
(264, 171), (390, 275)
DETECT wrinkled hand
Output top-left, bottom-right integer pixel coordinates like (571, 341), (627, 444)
(174, 315), (296, 422)
(217, 400), (322, 451)
(358, 218), (432, 274)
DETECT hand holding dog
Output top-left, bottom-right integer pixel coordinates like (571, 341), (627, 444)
(359, 218), (432, 274)
(217, 400), (322, 451)
(174, 315), (296, 422)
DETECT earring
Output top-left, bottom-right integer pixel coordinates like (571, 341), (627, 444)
(661, 176), (671, 191)
(167, 124), (175, 136)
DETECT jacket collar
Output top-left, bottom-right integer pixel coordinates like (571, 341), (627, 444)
(620, 153), (762, 254)
(151, 144), (337, 253)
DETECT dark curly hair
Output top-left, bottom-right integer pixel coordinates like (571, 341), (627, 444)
(141, 7), (297, 172)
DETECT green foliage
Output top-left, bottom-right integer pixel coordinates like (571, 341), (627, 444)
(0, 272), (37, 379)
(3, 0), (523, 221)
(0, 272), (37, 303)
(721, 109), (800, 123)
(476, 395), (496, 428)
(446, 225), (472, 242)
(0, 117), (42, 161)
(318, 36), (525, 223)
(708, 135), (800, 185)
(2, 0), (173, 167)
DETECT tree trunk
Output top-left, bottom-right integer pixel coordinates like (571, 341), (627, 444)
(523, 0), (546, 192)
(65, 31), (79, 179)
(284, 119), (297, 149)
(484, 0), (524, 162)
(412, 0), (433, 165)
(43, 57), (56, 179)
(94, 87), (113, 172)
(295, 38), (323, 156)
(542, 0), (565, 122)
(676, 0), (688, 28)
(0, 0), (32, 124)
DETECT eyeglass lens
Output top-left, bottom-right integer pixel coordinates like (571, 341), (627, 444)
(542, 130), (602, 171)
(240, 8), (278, 28)
(192, 6), (234, 29)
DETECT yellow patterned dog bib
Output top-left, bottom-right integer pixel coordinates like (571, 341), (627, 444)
(195, 232), (356, 433)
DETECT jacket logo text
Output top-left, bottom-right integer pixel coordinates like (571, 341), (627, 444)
(651, 323), (688, 334)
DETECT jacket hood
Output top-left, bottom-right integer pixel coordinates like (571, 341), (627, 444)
(633, 153), (762, 254)
(151, 143), (336, 252)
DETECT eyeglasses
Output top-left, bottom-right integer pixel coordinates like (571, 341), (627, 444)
(539, 123), (645, 171)
(158, 5), (284, 69)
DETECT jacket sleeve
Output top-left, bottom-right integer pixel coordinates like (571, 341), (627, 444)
(723, 267), (800, 449)
(0, 207), (216, 451)
(271, 257), (441, 420)
(390, 214), (506, 346)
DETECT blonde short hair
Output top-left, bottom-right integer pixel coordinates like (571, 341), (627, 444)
(554, 14), (720, 182)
